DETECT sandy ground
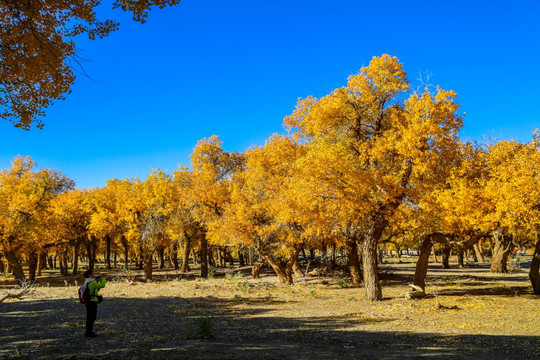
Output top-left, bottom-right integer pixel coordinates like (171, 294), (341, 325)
(1, 258), (539, 359)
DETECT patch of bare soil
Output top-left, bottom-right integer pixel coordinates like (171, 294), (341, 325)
(1, 259), (539, 359)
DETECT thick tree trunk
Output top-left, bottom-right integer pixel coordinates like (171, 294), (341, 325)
(265, 255), (291, 285)
(362, 235), (382, 301)
(491, 232), (513, 273)
(28, 250), (38, 281)
(0, 254), (5, 274)
(143, 252), (154, 281)
(105, 235), (112, 270)
(5, 250), (26, 282)
(345, 238), (362, 286)
(200, 235), (208, 278)
(474, 243), (485, 263)
(457, 251), (465, 268)
(412, 236), (433, 291)
(72, 240), (80, 275)
(441, 247), (451, 269)
(251, 261), (263, 278)
(284, 248), (301, 284)
(529, 236), (540, 295)
(181, 235), (191, 273)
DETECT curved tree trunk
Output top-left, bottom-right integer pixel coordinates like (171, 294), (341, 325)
(293, 257), (304, 278)
(529, 236), (540, 295)
(413, 236), (433, 291)
(491, 232), (513, 273)
(346, 238), (362, 286)
(474, 243), (485, 263)
(5, 250), (26, 282)
(265, 255), (291, 285)
(441, 247), (451, 269)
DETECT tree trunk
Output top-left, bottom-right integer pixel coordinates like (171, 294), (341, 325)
(172, 242), (179, 270)
(114, 252), (117, 267)
(28, 250), (38, 281)
(37, 252), (44, 277)
(528, 236), (540, 295)
(0, 254), (5, 275)
(6, 250), (26, 282)
(251, 261), (263, 278)
(345, 238), (362, 286)
(457, 251), (465, 268)
(200, 235), (208, 278)
(143, 252), (154, 281)
(216, 247), (222, 267)
(158, 246), (165, 269)
(86, 242), (95, 272)
(433, 249), (439, 263)
(72, 240), (80, 275)
(471, 248), (478, 262)
(441, 247), (451, 269)
(284, 248), (301, 284)
(474, 243), (485, 263)
(122, 237), (129, 270)
(293, 257), (304, 278)
(238, 246), (245, 267)
(265, 255), (291, 285)
(412, 236), (433, 291)
(362, 235), (383, 301)
(47, 255), (54, 269)
(330, 244), (337, 268)
(105, 235), (112, 270)
(491, 232), (513, 273)
(181, 235), (191, 273)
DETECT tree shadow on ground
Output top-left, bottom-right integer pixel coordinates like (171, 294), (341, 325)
(1, 295), (538, 360)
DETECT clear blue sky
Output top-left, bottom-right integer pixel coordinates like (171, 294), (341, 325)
(1, 0), (539, 188)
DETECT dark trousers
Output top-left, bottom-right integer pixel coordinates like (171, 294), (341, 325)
(85, 301), (98, 334)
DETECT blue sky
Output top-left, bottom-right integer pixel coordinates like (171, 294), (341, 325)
(1, 0), (539, 188)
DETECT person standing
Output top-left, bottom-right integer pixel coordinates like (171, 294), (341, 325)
(81, 269), (106, 337)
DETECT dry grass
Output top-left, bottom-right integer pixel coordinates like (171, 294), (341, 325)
(1, 260), (539, 359)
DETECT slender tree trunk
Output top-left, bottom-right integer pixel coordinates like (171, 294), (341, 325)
(331, 244), (337, 268)
(143, 251), (154, 281)
(491, 232), (513, 273)
(345, 238), (362, 286)
(72, 240), (80, 275)
(457, 251), (465, 268)
(158, 246), (165, 269)
(471, 248), (478, 262)
(321, 244), (328, 259)
(172, 242), (179, 270)
(105, 235), (112, 270)
(181, 235), (191, 273)
(216, 247), (222, 267)
(62, 250), (68, 276)
(37, 251), (43, 277)
(433, 249), (439, 263)
(441, 247), (451, 269)
(122, 237), (129, 270)
(200, 235), (208, 278)
(528, 236), (540, 295)
(413, 236), (433, 291)
(86, 242), (95, 272)
(0, 254), (5, 275)
(474, 243), (485, 262)
(47, 255), (54, 269)
(238, 246), (245, 267)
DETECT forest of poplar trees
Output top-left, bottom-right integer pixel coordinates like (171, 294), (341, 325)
(1, 55), (539, 302)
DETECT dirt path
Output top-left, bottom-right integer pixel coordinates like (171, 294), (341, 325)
(1, 260), (539, 359)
